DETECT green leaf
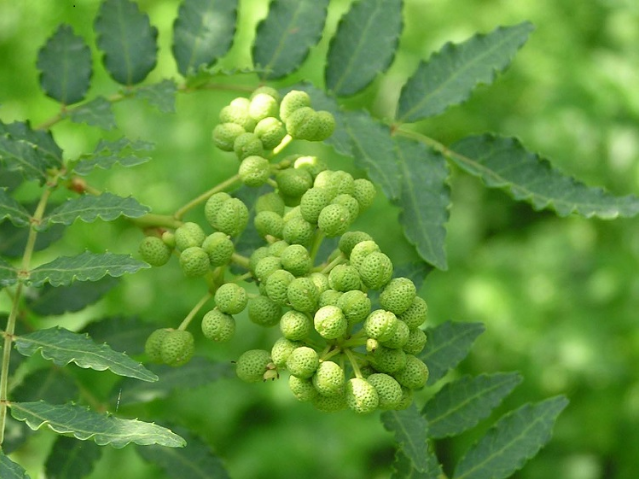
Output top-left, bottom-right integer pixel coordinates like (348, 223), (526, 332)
(73, 137), (153, 175)
(394, 137), (450, 270)
(391, 450), (443, 479)
(0, 257), (18, 288)
(453, 396), (569, 479)
(0, 451), (30, 479)
(342, 110), (401, 200)
(172, 0), (238, 77)
(26, 277), (120, 316)
(253, 0), (330, 80)
(112, 357), (234, 406)
(36, 24), (92, 105)
(420, 321), (485, 385)
(423, 373), (523, 439)
(136, 427), (230, 479)
(28, 251), (150, 287)
(83, 316), (155, 356)
(0, 132), (51, 183)
(38, 193), (149, 230)
(135, 79), (178, 113)
(0, 221), (65, 258)
(45, 436), (102, 479)
(14, 327), (158, 382)
(0, 188), (31, 227)
(392, 261), (433, 291)
(68, 97), (117, 130)
(325, 0), (402, 96)
(94, 0), (158, 86)
(451, 134), (639, 219)
(0, 121), (63, 168)
(397, 22), (534, 122)
(12, 368), (80, 403)
(9, 401), (186, 448)
(382, 404), (440, 474)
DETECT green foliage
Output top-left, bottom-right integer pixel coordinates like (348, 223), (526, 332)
(45, 436), (102, 479)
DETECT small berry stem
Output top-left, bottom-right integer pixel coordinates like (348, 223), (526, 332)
(178, 292), (213, 331)
(231, 253), (251, 270)
(317, 253), (346, 275)
(344, 348), (364, 379)
(131, 213), (183, 230)
(174, 174), (241, 220)
(233, 272), (253, 283)
(270, 134), (293, 157)
(309, 231), (325, 263)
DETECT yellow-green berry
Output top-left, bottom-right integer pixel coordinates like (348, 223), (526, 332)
(346, 378), (379, 414)
(353, 178), (376, 210)
(336, 290), (371, 326)
(317, 204), (350, 237)
(145, 328), (171, 363)
(205, 192), (231, 228)
(214, 283), (248, 315)
(287, 277), (319, 313)
(280, 90), (311, 122)
(213, 123), (246, 151)
(236, 349), (273, 383)
(398, 296), (428, 329)
(239, 155), (271, 187)
(282, 217), (314, 247)
(255, 211), (284, 239)
(179, 246), (210, 277)
(364, 309), (399, 342)
(254, 117), (286, 150)
(219, 98), (256, 131)
(403, 327), (427, 355)
(280, 244), (312, 276)
(370, 345), (406, 374)
(319, 289), (343, 307)
(286, 346), (319, 379)
(300, 187), (332, 224)
(215, 198), (249, 237)
(268, 240), (290, 257)
(358, 252), (393, 290)
(272, 337), (302, 368)
(328, 264), (361, 292)
(379, 277), (417, 315)
(349, 239), (380, 268)
(286, 107), (320, 141)
(331, 193), (359, 223)
(255, 255), (282, 283)
(255, 191), (286, 216)
(276, 168), (313, 199)
(201, 308), (235, 342)
(380, 319), (410, 349)
(160, 330), (195, 367)
(139, 236), (172, 267)
(312, 110), (336, 141)
(251, 86), (281, 102)
(265, 269), (296, 306)
(174, 222), (206, 252)
(234, 132), (264, 160)
(249, 93), (279, 121)
(338, 231), (373, 257)
(202, 232), (234, 266)
(367, 373), (403, 410)
(280, 310), (313, 340)
(294, 156), (327, 178)
(248, 295), (282, 327)
(289, 375), (318, 402)
(312, 390), (347, 412)
(309, 272), (329, 295)
(313, 305), (347, 339)
(331, 170), (355, 196)
(249, 246), (271, 275)
(393, 355), (429, 389)
(312, 360), (345, 397)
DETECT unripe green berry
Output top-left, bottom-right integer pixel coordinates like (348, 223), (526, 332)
(174, 222), (206, 252)
(249, 246), (271, 274)
(234, 132), (264, 160)
(280, 90), (311, 122)
(313, 305), (347, 339)
(393, 355), (429, 390)
(353, 178), (376, 210)
(289, 375), (318, 402)
(403, 327), (428, 355)
(312, 360), (345, 397)
(294, 156), (327, 178)
(179, 246), (210, 277)
(346, 378), (379, 414)
(349, 240), (381, 270)
(251, 86), (281, 102)
(161, 231), (176, 248)
(286, 107), (320, 141)
(239, 155), (271, 187)
(280, 244), (312, 276)
(282, 217), (314, 247)
(160, 330), (195, 367)
(236, 349), (273, 383)
(202, 232), (234, 266)
(331, 170), (355, 196)
(287, 277), (319, 313)
(328, 264), (361, 292)
(248, 295), (282, 327)
(318, 203), (350, 237)
(370, 345), (406, 374)
(272, 337), (302, 368)
(254, 117), (287, 150)
(254, 255), (282, 283)
(286, 346), (319, 379)
(309, 272), (329, 295)
(215, 198), (249, 237)
(336, 290), (371, 326)
(398, 296), (428, 329)
(338, 231), (373, 257)
(358, 252), (393, 290)
(265, 269), (296, 305)
(205, 192), (232, 228)
(379, 277), (417, 315)
(214, 283), (248, 315)
(219, 102), (256, 132)
(212, 122), (246, 151)
(364, 309), (399, 342)
(367, 373), (403, 410)
(139, 236), (172, 267)
(331, 194), (359, 223)
(312, 391), (347, 412)
(380, 319), (410, 349)
(312, 110), (336, 141)
(313, 170), (338, 199)
(249, 93), (279, 121)
(276, 168), (313, 199)
(201, 308), (235, 342)
(255, 191), (285, 216)
(280, 310), (313, 340)
(267, 240), (290, 257)
(397, 386), (414, 410)
(319, 289), (343, 307)
(300, 187), (331, 224)
(254, 211), (284, 239)
(145, 328), (171, 363)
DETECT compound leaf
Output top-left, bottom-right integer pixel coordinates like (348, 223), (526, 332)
(0, 222), (65, 259)
(391, 450), (443, 479)
(0, 121), (63, 169)
(9, 401), (185, 448)
(68, 97), (116, 130)
(398, 22), (534, 122)
(394, 137), (450, 270)
(95, 0), (158, 86)
(14, 327), (158, 382)
(0, 189), (31, 227)
(12, 368), (79, 404)
(45, 436), (102, 479)
(0, 452), (30, 479)
(453, 396), (569, 479)
(421, 321), (485, 385)
(26, 277), (120, 316)
(28, 251), (149, 287)
(38, 193), (149, 230)
(0, 257), (18, 288)
(135, 79), (178, 113)
(451, 134), (639, 219)
(423, 373), (522, 439)
(83, 316), (155, 356)
(253, 0), (330, 80)
(172, 0), (237, 77)
(73, 137), (153, 175)
(37, 24), (92, 105)
(326, 0), (402, 96)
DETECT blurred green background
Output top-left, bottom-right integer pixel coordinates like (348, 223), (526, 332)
(1, 0), (639, 478)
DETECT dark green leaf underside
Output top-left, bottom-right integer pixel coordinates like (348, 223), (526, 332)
(26, 276), (120, 316)
(83, 315), (155, 356)
(11, 368), (79, 404)
(68, 97), (116, 130)
(0, 188), (31, 227)
(0, 257), (18, 288)
(0, 452), (30, 479)
(382, 405), (436, 473)
(74, 137), (153, 175)
(45, 436), (102, 479)
(391, 449), (442, 479)
(0, 120), (63, 169)
(0, 136), (49, 183)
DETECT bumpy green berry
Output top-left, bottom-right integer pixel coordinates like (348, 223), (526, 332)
(370, 345), (406, 374)
(319, 289), (343, 307)
(160, 330), (195, 367)
(328, 264), (361, 292)
(239, 155), (271, 187)
(175, 222), (206, 252)
(215, 198), (249, 237)
(254, 117), (287, 150)
(249, 246), (270, 274)
(353, 178), (376, 210)
(398, 296), (428, 329)
(255, 211), (284, 239)
(234, 132), (264, 160)
(294, 155), (327, 178)
(280, 90), (311, 122)
(346, 378), (379, 414)
(313, 305), (347, 339)
(364, 310), (399, 342)
(338, 231), (374, 257)
(254, 255), (282, 282)
(214, 283), (248, 315)
(300, 187), (331, 224)
(380, 319), (410, 349)
(403, 327), (427, 355)
(248, 295), (282, 327)
(336, 290), (371, 326)
(139, 236), (172, 267)
(312, 361), (345, 397)
(289, 375), (318, 402)
(287, 277), (319, 313)
(145, 328), (171, 363)
(312, 391), (347, 412)
(349, 241), (381, 271)
(212, 122), (246, 151)
(318, 203), (350, 237)
(265, 269), (296, 305)
(393, 355), (429, 389)
(179, 246), (210, 277)
(272, 337), (302, 368)
(202, 232), (234, 266)
(236, 349), (273, 383)
(249, 93), (279, 121)
(255, 191), (286, 216)
(282, 217), (314, 246)
(313, 110), (336, 141)
(286, 346), (319, 379)
(161, 231), (176, 248)
(201, 308), (235, 342)
(331, 170), (355, 196)
(267, 240), (290, 257)
(219, 98), (256, 131)
(367, 373), (403, 410)
(280, 244), (312, 276)
(276, 168), (313, 198)
(280, 310), (313, 340)
(251, 86), (280, 102)
(205, 192), (232, 228)
(358, 252), (393, 290)
(379, 278), (417, 315)
(286, 107), (320, 140)
(331, 194), (359, 223)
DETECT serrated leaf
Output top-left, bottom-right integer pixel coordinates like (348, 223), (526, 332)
(0, 121), (63, 168)
(136, 427), (230, 479)
(3, 417), (35, 456)
(392, 261), (433, 291)
(0, 221), (65, 258)
(38, 193), (149, 230)
(391, 450), (443, 479)
(342, 110), (401, 200)
(0, 257), (18, 288)
(9, 401), (186, 448)
(112, 357), (234, 406)
(14, 327), (158, 382)
(423, 373), (522, 439)
(83, 316), (156, 356)
(395, 137), (450, 270)
(253, 0), (330, 80)
(12, 368), (80, 403)
(0, 171), (25, 192)
(382, 404), (439, 474)
(421, 321), (485, 385)
(45, 436), (102, 479)
(0, 189), (31, 227)
(326, 0), (402, 96)
(37, 24), (92, 105)
(28, 251), (149, 287)
(74, 137), (153, 175)
(135, 79), (178, 113)
(397, 22), (534, 122)
(26, 276), (120, 316)
(0, 135), (50, 183)
(0, 451), (30, 479)
(68, 97), (116, 130)
(453, 396), (569, 479)
(451, 134), (639, 219)
(172, 0), (237, 77)
(95, 0), (158, 86)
